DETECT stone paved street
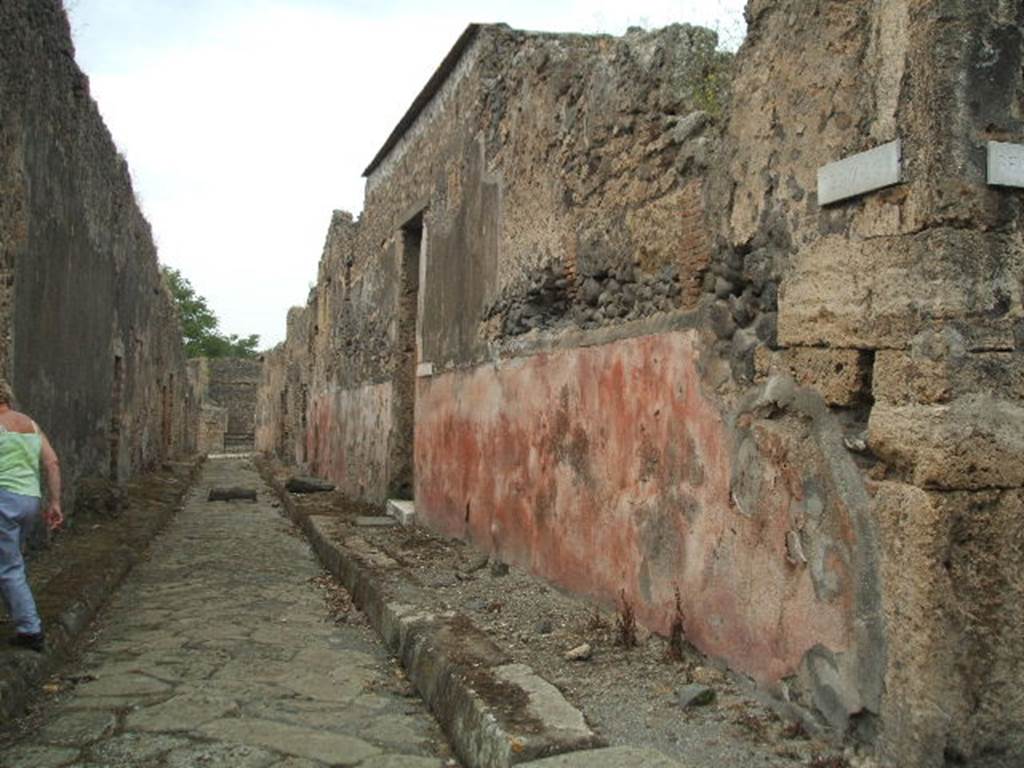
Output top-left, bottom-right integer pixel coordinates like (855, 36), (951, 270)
(0, 457), (455, 768)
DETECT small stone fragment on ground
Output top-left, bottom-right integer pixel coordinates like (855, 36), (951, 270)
(843, 435), (868, 453)
(489, 559), (510, 577)
(208, 486), (258, 502)
(564, 643), (592, 661)
(285, 475), (336, 493)
(690, 665), (725, 686)
(461, 552), (489, 573)
(676, 683), (716, 708)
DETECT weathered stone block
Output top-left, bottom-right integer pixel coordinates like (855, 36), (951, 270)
(754, 347), (871, 406)
(873, 349), (1024, 406)
(868, 397), (1024, 489)
(872, 483), (1024, 766)
(285, 476), (336, 494)
(779, 230), (1023, 350)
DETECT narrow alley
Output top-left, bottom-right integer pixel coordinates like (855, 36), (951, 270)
(5, 2), (1024, 766)
(0, 457), (454, 768)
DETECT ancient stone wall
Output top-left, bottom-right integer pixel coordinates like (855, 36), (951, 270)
(260, 23), (724, 499)
(700, 2), (1024, 764)
(257, 7), (1024, 765)
(256, 305), (315, 468)
(205, 358), (261, 450)
(188, 357), (260, 453)
(0, 0), (194, 513)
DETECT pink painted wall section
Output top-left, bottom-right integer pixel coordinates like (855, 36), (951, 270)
(307, 382), (393, 502)
(415, 330), (853, 684)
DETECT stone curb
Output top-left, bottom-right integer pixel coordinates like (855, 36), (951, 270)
(257, 458), (605, 768)
(0, 458), (203, 721)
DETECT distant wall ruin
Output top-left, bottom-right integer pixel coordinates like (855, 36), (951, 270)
(0, 0), (194, 510)
(257, 4), (1024, 766)
(190, 357), (261, 453)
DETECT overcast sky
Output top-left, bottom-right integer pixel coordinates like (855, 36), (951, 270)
(66, 0), (746, 347)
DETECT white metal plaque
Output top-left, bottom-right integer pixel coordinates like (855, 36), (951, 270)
(987, 141), (1024, 187)
(817, 140), (902, 206)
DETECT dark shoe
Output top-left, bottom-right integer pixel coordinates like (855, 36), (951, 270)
(8, 632), (44, 653)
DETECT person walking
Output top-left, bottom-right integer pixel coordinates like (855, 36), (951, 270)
(0, 380), (62, 652)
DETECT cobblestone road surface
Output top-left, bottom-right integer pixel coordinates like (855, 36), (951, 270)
(0, 457), (454, 768)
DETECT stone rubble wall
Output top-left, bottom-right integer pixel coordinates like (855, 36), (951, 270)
(256, 6), (1024, 766)
(0, 0), (194, 516)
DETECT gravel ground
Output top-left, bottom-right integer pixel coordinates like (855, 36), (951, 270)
(269, 463), (861, 768)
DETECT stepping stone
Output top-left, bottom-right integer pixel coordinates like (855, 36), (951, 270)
(520, 746), (687, 767)
(208, 487), (257, 502)
(285, 476), (336, 494)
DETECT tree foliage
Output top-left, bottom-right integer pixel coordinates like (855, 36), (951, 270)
(161, 267), (260, 359)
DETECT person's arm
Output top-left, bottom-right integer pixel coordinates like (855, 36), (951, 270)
(39, 432), (63, 531)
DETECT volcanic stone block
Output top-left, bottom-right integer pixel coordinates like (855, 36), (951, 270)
(872, 483), (1024, 765)
(873, 349), (1024, 406)
(868, 397), (1024, 490)
(285, 476), (336, 494)
(207, 487), (258, 502)
(755, 347), (871, 406)
(779, 230), (1023, 350)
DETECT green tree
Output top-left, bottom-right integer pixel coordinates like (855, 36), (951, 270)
(162, 267), (260, 359)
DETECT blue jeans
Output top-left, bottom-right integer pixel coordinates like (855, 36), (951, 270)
(0, 488), (42, 635)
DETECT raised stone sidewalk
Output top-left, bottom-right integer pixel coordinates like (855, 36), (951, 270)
(258, 458), (694, 768)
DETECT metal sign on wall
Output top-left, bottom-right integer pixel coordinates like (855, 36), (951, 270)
(987, 141), (1024, 188)
(817, 140), (902, 206)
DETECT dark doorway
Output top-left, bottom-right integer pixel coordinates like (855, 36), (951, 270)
(109, 354), (123, 481)
(161, 373), (174, 459)
(390, 213), (422, 499)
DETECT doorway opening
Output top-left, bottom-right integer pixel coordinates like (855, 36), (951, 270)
(109, 355), (123, 481)
(161, 373), (174, 460)
(390, 212), (422, 499)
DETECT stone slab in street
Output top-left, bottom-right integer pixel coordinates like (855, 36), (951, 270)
(521, 746), (690, 767)
(0, 457), (455, 767)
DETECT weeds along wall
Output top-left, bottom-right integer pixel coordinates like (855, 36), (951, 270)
(0, 0), (194, 514)
(257, 5), (1024, 766)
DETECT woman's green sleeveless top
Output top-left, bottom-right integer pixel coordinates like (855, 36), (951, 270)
(0, 428), (42, 497)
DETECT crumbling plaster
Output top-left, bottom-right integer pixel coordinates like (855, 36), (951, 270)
(257, 4), (1024, 765)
